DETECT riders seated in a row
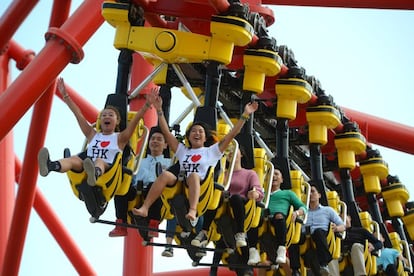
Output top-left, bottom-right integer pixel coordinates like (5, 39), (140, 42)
(132, 87), (258, 223)
(108, 126), (172, 237)
(190, 146), (264, 258)
(341, 214), (383, 276)
(288, 185), (346, 276)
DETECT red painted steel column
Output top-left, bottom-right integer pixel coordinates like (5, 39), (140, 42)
(1, 81), (55, 276)
(13, 158), (97, 275)
(0, 0), (104, 141)
(123, 53), (157, 276)
(0, 50), (14, 273)
(0, 0), (39, 52)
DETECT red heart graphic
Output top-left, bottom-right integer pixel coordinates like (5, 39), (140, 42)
(191, 154), (201, 162)
(101, 141), (110, 148)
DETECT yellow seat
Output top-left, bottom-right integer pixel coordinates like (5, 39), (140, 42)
(67, 152), (123, 218)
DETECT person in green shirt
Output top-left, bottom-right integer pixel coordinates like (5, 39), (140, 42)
(267, 166), (307, 265)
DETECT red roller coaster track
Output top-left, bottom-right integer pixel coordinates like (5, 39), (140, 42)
(1, 1), (413, 276)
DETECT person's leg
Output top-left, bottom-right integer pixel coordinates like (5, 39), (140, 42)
(271, 213), (287, 246)
(93, 158), (106, 175)
(247, 226), (260, 265)
(328, 258), (340, 276)
(288, 244), (300, 270)
(185, 172), (201, 221)
(271, 213), (288, 263)
(229, 194), (247, 247)
(311, 229), (332, 266)
(228, 194), (245, 233)
(288, 233), (305, 272)
(38, 147), (84, 176)
(385, 263), (398, 276)
(114, 195), (129, 222)
(191, 209), (217, 247)
(59, 155), (84, 172)
(165, 218), (177, 241)
(350, 243), (366, 276)
(247, 225), (259, 248)
(162, 218), (177, 257)
(109, 195), (128, 237)
(133, 171), (176, 217)
(109, 185), (136, 237)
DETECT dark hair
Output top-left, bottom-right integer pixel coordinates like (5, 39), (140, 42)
(310, 184), (321, 194)
(149, 126), (163, 138)
(238, 145), (247, 158)
(185, 121), (218, 148)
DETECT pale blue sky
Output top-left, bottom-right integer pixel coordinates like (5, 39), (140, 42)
(2, 1), (414, 275)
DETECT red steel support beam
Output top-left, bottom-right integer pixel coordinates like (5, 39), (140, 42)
(122, 53), (158, 276)
(0, 51), (14, 273)
(1, 82), (55, 276)
(13, 158), (97, 275)
(342, 107), (414, 155)
(0, 0), (39, 52)
(0, 0), (104, 142)
(263, 0), (414, 10)
(49, 0), (71, 27)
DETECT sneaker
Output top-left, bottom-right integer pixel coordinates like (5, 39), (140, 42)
(161, 246), (173, 257)
(180, 231), (191, 238)
(83, 158), (96, 186)
(195, 248), (207, 257)
(276, 245), (287, 264)
(38, 147), (50, 177)
(235, 232), (247, 248)
(247, 247), (260, 265)
(291, 269), (301, 276)
(243, 269), (254, 276)
(319, 265), (330, 276)
(191, 231), (208, 247)
(108, 219), (128, 237)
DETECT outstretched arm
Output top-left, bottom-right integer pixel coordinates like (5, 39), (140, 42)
(150, 87), (179, 152)
(218, 101), (258, 153)
(118, 93), (153, 149)
(57, 77), (95, 141)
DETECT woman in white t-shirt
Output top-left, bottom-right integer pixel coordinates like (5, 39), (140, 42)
(133, 87), (258, 222)
(38, 77), (154, 187)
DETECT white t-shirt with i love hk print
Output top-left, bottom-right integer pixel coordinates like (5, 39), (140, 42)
(86, 132), (121, 164)
(175, 143), (223, 179)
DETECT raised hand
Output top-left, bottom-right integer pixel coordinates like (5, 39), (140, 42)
(244, 101), (259, 115)
(148, 86), (162, 111)
(57, 77), (68, 98)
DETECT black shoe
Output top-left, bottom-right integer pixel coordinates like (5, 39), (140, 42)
(291, 269), (301, 276)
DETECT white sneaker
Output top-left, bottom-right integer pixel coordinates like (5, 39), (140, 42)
(276, 245), (287, 264)
(234, 232), (247, 248)
(38, 147), (50, 177)
(247, 247), (260, 265)
(191, 231), (208, 247)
